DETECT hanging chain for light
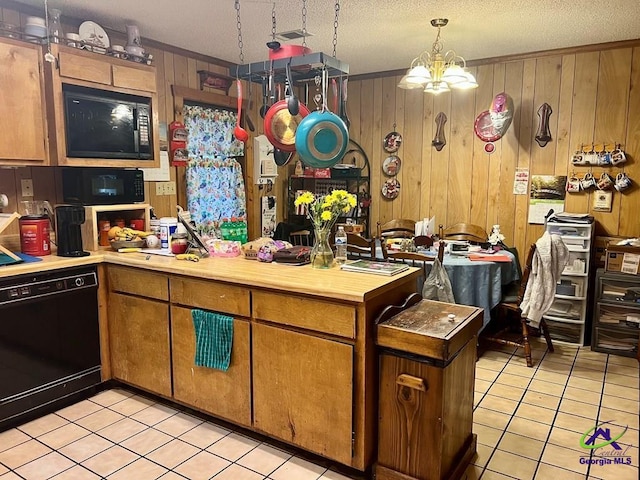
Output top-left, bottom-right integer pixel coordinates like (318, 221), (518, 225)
(332, 0), (340, 58)
(271, 2), (277, 41)
(43, 0), (55, 63)
(235, 0), (244, 64)
(301, 0), (307, 49)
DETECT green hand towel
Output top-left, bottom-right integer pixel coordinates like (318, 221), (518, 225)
(192, 309), (234, 371)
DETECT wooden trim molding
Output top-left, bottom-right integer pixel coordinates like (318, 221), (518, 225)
(350, 37), (640, 82)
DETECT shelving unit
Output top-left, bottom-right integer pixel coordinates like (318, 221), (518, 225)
(591, 269), (640, 357)
(287, 140), (370, 236)
(543, 221), (595, 345)
(81, 204), (151, 251)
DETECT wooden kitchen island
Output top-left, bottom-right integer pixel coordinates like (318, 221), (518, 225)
(99, 252), (421, 472)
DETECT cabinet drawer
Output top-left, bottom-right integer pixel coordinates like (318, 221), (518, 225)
(544, 317), (583, 344)
(170, 277), (250, 317)
(59, 51), (111, 85)
(112, 64), (156, 92)
(108, 266), (169, 301)
(252, 290), (355, 338)
(597, 303), (640, 329)
(593, 327), (639, 356)
(599, 276), (640, 307)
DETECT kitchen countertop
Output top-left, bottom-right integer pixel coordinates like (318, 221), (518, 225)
(0, 250), (419, 303)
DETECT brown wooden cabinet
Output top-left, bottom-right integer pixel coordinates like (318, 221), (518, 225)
(44, 44), (160, 167)
(252, 322), (354, 465)
(0, 38), (48, 165)
(107, 266), (171, 397)
(171, 306), (251, 426)
(170, 275), (252, 426)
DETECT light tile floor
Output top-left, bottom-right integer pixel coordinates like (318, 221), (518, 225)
(0, 339), (637, 480)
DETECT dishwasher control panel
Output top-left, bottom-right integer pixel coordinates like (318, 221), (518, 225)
(0, 267), (97, 306)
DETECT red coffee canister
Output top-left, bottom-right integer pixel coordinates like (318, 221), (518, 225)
(19, 216), (51, 256)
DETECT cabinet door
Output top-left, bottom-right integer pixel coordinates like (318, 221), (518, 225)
(171, 306), (251, 426)
(108, 292), (171, 397)
(0, 39), (47, 163)
(253, 323), (354, 465)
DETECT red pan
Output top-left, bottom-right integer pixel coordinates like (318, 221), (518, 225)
(263, 97), (310, 152)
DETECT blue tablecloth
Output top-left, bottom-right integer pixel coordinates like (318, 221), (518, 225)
(375, 244), (519, 328)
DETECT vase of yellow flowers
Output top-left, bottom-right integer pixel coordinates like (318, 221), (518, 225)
(294, 189), (357, 269)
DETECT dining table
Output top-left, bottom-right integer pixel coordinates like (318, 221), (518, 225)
(374, 243), (520, 329)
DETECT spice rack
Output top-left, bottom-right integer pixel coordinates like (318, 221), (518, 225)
(81, 204), (151, 251)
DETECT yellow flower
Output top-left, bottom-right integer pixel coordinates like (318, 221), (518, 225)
(294, 191), (314, 207)
(321, 210), (332, 221)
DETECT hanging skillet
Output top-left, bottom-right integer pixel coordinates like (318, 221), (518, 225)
(263, 82), (310, 153)
(295, 68), (349, 168)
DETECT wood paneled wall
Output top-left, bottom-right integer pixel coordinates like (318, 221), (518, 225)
(345, 46), (640, 262)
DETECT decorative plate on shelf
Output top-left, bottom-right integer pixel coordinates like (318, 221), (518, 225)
(382, 155), (401, 176)
(79, 21), (110, 49)
(382, 178), (400, 199)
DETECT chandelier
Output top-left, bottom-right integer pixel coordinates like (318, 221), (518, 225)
(398, 18), (478, 94)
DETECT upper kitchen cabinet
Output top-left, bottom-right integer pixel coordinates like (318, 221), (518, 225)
(0, 38), (49, 166)
(44, 44), (160, 168)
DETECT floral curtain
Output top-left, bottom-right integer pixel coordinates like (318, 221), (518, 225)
(186, 158), (246, 235)
(183, 103), (246, 235)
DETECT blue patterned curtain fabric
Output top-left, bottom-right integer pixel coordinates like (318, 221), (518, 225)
(183, 104), (246, 235)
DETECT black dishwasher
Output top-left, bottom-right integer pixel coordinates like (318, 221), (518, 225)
(0, 266), (101, 430)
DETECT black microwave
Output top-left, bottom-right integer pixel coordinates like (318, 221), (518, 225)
(63, 84), (153, 160)
(62, 167), (145, 205)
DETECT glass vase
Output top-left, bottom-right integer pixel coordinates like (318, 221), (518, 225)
(48, 9), (63, 44)
(311, 228), (334, 269)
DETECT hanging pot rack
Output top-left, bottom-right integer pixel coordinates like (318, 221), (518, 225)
(235, 53), (348, 86)
(233, 0), (347, 86)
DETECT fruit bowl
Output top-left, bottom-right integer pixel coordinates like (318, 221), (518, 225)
(110, 239), (145, 250)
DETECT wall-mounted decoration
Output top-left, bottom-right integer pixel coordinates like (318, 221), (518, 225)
(432, 112), (447, 151)
(169, 120), (188, 166)
(484, 143), (495, 154)
(528, 175), (567, 224)
(489, 92), (514, 137)
(570, 143), (627, 166)
(474, 92), (514, 144)
(513, 168), (529, 195)
(535, 103), (553, 147)
(383, 131), (402, 153)
(382, 155), (402, 176)
(382, 178), (400, 199)
(593, 191), (613, 212)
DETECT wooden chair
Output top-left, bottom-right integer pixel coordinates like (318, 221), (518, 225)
(414, 235), (434, 249)
(346, 232), (375, 259)
(481, 243), (554, 367)
(384, 242), (445, 276)
(377, 219), (416, 239)
(439, 223), (488, 244)
(289, 229), (313, 246)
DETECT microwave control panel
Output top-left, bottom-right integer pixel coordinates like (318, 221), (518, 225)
(138, 107), (150, 146)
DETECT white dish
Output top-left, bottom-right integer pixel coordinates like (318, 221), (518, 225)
(79, 21), (110, 49)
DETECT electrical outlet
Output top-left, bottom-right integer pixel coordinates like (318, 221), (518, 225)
(21, 179), (34, 197)
(155, 181), (176, 196)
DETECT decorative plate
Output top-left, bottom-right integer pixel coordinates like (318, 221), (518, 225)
(382, 155), (401, 176)
(382, 178), (400, 199)
(79, 21), (110, 49)
(473, 110), (502, 143)
(383, 131), (402, 153)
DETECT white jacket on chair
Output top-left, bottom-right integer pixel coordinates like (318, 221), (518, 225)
(520, 232), (570, 328)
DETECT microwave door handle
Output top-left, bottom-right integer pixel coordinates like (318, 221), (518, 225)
(133, 107), (140, 153)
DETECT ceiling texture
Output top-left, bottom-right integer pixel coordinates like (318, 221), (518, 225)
(8, 0), (640, 76)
